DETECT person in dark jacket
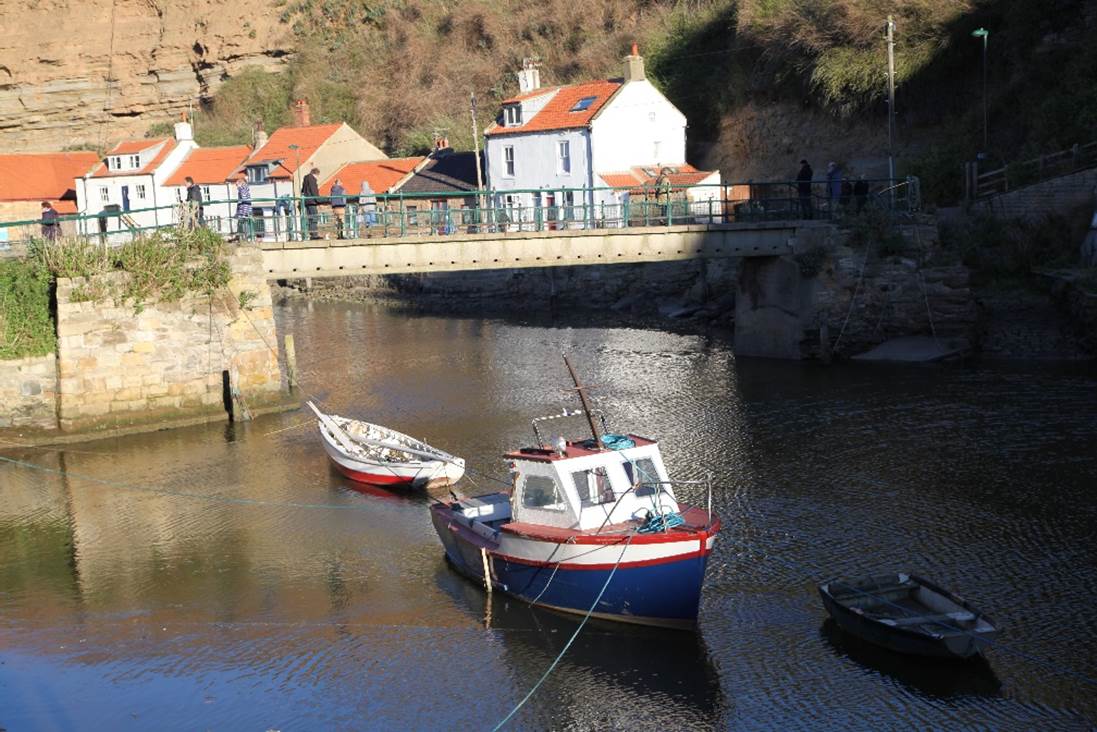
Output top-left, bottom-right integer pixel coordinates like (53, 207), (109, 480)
(329, 178), (347, 239)
(853, 175), (870, 213)
(40, 201), (61, 241)
(184, 176), (204, 227)
(301, 167), (321, 240)
(796, 159), (814, 220)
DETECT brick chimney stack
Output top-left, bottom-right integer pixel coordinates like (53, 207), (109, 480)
(517, 58), (541, 94)
(624, 43), (645, 83)
(292, 99), (311, 127)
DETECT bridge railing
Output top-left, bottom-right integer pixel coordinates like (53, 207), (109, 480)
(0, 178), (918, 255)
(965, 141), (1097, 201)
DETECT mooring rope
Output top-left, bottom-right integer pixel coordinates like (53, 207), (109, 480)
(491, 532), (634, 731)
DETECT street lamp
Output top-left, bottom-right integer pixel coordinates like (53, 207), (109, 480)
(971, 28), (989, 154)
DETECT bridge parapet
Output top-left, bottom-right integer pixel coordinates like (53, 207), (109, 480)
(258, 221), (832, 279)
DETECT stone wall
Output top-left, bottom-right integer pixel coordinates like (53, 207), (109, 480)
(0, 354), (57, 431)
(974, 168), (1097, 221)
(54, 247), (284, 432)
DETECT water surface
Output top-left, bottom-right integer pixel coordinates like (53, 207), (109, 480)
(2, 301), (1096, 730)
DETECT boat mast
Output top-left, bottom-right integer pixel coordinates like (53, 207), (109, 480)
(563, 353), (603, 448)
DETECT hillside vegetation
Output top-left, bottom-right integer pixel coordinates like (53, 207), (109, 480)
(157, 0), (1097, 204)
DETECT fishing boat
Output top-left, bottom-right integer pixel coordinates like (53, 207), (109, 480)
(429, 356), (720, 630)
(819, 573), (998, 659)
(306, 401), (465, 488)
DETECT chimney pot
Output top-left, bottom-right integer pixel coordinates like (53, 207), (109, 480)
(517, 58), (541, 94)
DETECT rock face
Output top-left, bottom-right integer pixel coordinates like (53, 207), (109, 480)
(0, 0), (293, 152)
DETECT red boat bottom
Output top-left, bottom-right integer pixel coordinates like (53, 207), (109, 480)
(334, 464), (417, 486)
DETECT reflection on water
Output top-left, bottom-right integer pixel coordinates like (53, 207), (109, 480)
(1, 300), (1096, 730)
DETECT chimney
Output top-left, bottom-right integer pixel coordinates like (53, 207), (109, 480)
(292, 99), (311, 127)
(624, 42), (645, 82)
(517, 58), (541, 94)
(253, 120), (268, 150)
(174, 111), (193, 142)
(434, 136), (450, 152)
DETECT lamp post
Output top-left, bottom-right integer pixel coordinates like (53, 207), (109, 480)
(971, 28), (989, 154)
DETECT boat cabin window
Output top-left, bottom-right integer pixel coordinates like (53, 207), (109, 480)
(571, 467), (614, 506)
(622, 458), (661, 497)
(520, 475), (568, 512)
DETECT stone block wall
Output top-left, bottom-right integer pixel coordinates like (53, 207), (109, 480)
(0, 354), (58, 430)
(54, 247), (284, 432)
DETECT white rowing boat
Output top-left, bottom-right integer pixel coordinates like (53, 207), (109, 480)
(306, 401), (465, 489)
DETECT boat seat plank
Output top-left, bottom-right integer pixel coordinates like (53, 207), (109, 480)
(878, 610), (975, 627)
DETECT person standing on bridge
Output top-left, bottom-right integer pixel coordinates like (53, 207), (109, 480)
(234, 175), (253, 241)
(301, 167), (321, 240)
(184, 176), (204, 228)
(797, 159), (814, 220)
(330, 178), (347, 239)
(40, 201), (61, 241)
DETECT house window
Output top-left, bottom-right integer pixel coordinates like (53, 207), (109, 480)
(653, 140), (662, 161)
(563, 190), (575, 220)
(135, 184), (147, 199)
(648, 111), (656, 122)
(202, 186), (211, 200)
(108, 156), (122, 171)
(570, 96), (596, 112)
(99, 187), (110, 203)
(246, 166), (268, 184)
(504, 105), (522, 126)
(557, 140), (571, 174)
(521, 475), (567, 511)
(504, 146), (515, 177)
(129, 155), (141, 169)
(406, 205), (418, 226)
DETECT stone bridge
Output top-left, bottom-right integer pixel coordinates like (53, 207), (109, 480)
(258, 221), (832, 279)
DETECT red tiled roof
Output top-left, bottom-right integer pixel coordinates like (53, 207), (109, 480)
(249, 123), (344, 177)
(88, 138), (178, 178)
(164, 146), (253, 186)
(598, 164), (716, 190)
(501, 87), (560, 105)
(486, 80), (623, 137)
(0, 151), (98, 202)
(320, 157), (424, 195)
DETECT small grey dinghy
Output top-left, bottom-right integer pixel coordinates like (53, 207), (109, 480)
(819, 573), (998, 659)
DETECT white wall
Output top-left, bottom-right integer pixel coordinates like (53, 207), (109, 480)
(485, 128), (594, 229)
(590, 80), (686, 172)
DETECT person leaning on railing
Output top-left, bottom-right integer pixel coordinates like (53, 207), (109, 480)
(301, 167), (321, 240)
(234, 174), (253, 241)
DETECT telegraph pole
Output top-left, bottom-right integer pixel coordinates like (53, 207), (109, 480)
(470, 91), (486, 213)
(886, 15), (896, 184)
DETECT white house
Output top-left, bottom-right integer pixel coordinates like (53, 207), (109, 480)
(75, 120), (198, 238)
(162, 145), (253, 232)
(483, 46), (720, 229)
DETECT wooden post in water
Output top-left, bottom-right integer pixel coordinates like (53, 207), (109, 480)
(284, 334), (298, 392)
(563, 353), (602, 448)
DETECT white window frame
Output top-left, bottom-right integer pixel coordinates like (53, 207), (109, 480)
(202, 185), (212, 200)
(503, 146), (515, 177)
(135, 184), (147, 199)
(129, 154), (141, 169)
(99, 186), (110, 203)
(505, 105), (522, 126)
(653, 140), (662, 161)
(557, 140), (571, 174)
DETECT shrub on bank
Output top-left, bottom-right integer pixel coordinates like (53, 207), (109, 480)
(29, 228), (232, 312)
(0, 258), (54, 360)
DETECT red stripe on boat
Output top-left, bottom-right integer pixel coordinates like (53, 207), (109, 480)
(335, 464), (416, 485)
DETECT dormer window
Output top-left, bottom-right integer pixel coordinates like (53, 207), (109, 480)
(504, 104), (523, 126)
(570, 96), (596, 112)
(129, 155), (141, 169)
(107, 156), (122, 170)
(246, 165), (269, 184)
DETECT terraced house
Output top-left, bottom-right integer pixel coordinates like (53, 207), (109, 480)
(483, 46), (719, 229)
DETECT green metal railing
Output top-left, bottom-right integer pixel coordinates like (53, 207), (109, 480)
(0, 178), (919, 254)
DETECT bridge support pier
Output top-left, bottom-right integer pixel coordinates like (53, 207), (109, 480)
(733, 255), (816, 359)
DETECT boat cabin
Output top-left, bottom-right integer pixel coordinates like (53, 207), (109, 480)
(505, 435), (680, 532)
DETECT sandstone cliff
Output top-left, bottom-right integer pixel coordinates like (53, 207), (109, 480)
(0, 0), (293, 152)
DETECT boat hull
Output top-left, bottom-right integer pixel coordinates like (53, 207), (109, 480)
(431, 504), (717, 629)
(819, 576), (997, 659)
(320, 430), (464, 488)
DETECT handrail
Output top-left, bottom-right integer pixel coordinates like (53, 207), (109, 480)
(970, 141), (1097, 200)
(0, 177), (918, 252)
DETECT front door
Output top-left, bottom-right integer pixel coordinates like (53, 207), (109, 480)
(545, 193), (557, 231)
(121, 185), (131, 212)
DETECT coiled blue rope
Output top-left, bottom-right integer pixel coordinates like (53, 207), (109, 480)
(638, 511), (685, 533)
